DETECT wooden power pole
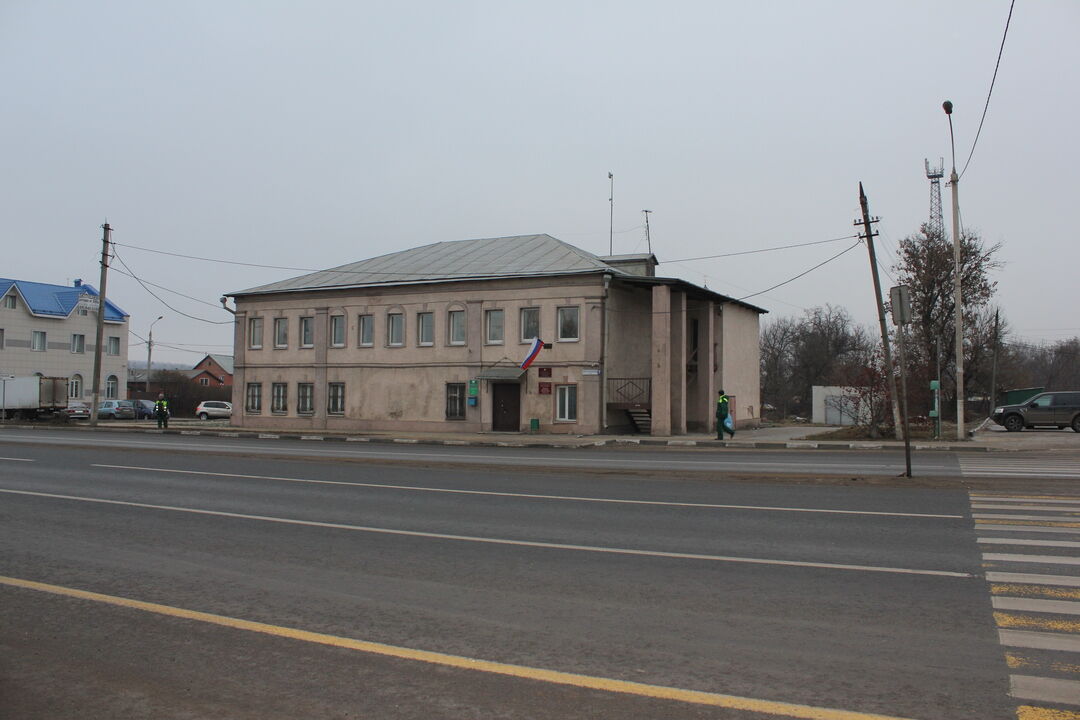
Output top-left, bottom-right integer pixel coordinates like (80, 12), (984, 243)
(89, 222), (112, 426)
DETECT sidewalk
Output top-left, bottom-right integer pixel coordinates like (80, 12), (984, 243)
(7, 418), (1076, 452)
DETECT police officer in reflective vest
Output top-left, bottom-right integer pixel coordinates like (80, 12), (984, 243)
(154, 393), (170, 429)
(716, 389), (735, 439)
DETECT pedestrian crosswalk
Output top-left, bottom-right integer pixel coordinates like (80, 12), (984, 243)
(973, 492), (1080, 718)
(962, 454), (1080, 479)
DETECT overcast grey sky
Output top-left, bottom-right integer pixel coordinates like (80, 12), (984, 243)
(3, 1), (1076, 364)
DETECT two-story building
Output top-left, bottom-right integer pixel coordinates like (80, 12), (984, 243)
(0, 278), (130, 401)
(226, 234), (765, 435)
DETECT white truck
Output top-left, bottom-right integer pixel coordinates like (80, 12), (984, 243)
(0, 376), (69, 419)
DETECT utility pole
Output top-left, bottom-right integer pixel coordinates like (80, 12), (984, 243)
(642, 209), (652, 255)
(608, 172), (614, 256)
(944, 100), (965, 439)
(147, 315), (164, 394)
(89, 222), (112, 426)
(856, 184), (902, 440)
(989, 309), (1000, 412)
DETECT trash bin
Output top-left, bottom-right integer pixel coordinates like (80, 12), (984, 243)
(529, 418), (540, 433)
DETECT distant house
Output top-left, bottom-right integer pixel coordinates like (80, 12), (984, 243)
(226, 234), (766, 435)
(0, 277), (129, 401)
(192, 354), (233, 387)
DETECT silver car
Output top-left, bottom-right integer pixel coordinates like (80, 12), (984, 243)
(195, 401), (232, 420)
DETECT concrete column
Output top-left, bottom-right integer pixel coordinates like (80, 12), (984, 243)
(232, 310), (246, 427)
(705, 301), (717, 435)
(313, 307), (328, 429)
(670, 291), (686, 435)
(650, 285), (671, 435)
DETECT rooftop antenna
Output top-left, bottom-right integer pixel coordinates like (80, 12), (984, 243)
(608, 172), (614, 255)
(925, 158), (945, 240)
(642, 209), (652, 255)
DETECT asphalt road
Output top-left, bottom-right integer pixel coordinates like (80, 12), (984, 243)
(0, 432), (1030, 718)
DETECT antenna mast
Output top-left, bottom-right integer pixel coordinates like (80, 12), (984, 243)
(925, 158), (945, 240)
(642, 209), (652, 255)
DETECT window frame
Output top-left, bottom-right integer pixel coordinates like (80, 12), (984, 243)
(32, 330), (47, 352)
(245, 382), (262, 413)
(555, 384), (578, 422)
(297, 383), (314, 414)
(105, 375), (118, 399)
(71, 333), (85, 354)
(273, 317), (288, 348)
(485, 309), (504, 345)
(520, 307), (540, 343)
(417, 312), (434, 346)
(2, 295), (15, 309)
(248, 317), (264, 349)
(271, 382), (288, 413)
(329, 314), (346, 347)
(328, 382), (346, 414)
(448, 310), (466, 346)
(68, 374), (82, 399)
(387, 313), (404, 347)
(299, 317), (314, 348)
(106, 336), (120, 356)
(557, 306), (580, 342)
(446, 383), (466, 420)
(358, 314), (374, 347)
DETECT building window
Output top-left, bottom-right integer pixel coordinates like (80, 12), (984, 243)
(297, 383), (314, 414)
(520, 307), (539, 341)
(556, 384), (578, 421)
(105, 375), (118, 399)
(274, 318), (288, 348)
(358, 314), (374, 347)
(0, 328), (4, 349)
(199, 377), (209, 386)
(446, 383), (466, 420)
(328, 383), (345, 414)
(485, 309), (504, 344)
(248, 317), (263, 349)
(245, 383), (262, 413)
(271, 383), (288, 413)
(76, 305), (88, 316)
(448, 310), (466, 345)
(299, 317), (314, 347)
(417, 312), (434, 346)
(387, 313), (404, 346)
(106, 336), (120, 356)
(2, 295), (15, 309)
(330, 315), (346, 347)
(557, 307), (580, 341)
(71, 334), (85, 354)
(68, 374), (82, 399)
(32, 330), (46, 351)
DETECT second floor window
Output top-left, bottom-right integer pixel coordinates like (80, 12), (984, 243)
(300, 317), (314, 347)
(274, 318), (288, 347)
(557, 307), (580, 341)
(387, 313), (404, 346)
(330, 315), (345, 347)
(248, 317), (263, 349)
(71, 334), (85, 353)
(32, 331), (46, 351)
(520, 307), (539, 341)
(359, 314), (374, 346)
(417, 312), (434, 346)
(448, 310), (466, 345)
(106, 336), (120, 356)
(486, 309), (504, 344)
(297, 383), (314, 414)
(272, 383), (288, 413)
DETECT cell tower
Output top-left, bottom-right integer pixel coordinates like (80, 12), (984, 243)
(925, 158), (946, 240)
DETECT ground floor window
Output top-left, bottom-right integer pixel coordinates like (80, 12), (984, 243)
(271, 383), (287, 413)
(68, 373), (82, 398)
(105, 375), (118, 399)
(446, 383), (465, 420)
(246, 383), (262, 412)
(328, 383), (345, 414)
(297, 383), (314, 414)
(556, 384), (577, 421)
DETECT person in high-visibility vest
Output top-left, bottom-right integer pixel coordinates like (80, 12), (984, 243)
(154, 393), (170, 429)
(716, 390), (735, 439)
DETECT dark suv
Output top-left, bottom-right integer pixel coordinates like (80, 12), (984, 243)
(992, 391), (1080, 433)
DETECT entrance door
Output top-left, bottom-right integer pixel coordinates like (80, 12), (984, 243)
(492, 383), (521, 432)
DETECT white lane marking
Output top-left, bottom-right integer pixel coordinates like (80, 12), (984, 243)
(1009, 675), (1080, 705)
(979, 538), (1080, 548)
(0, 432), (957, 473)
(987, 572), (1080, 587)
(90, 464), (964, 519)
(999, 629), (1080, 652)
(974, 513), (1080, 522)
(0, 487), (973, 578)
(972, 496), (1080, 505)
(0, 457), (34, 462)
(972, 504), (1080, 512)
(975, 525), (1080, 534)
(993, 597), (1080, 615)
(984, 553), (1080, 566)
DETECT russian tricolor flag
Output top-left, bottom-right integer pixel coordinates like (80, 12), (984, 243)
(520, 337), (543, 370)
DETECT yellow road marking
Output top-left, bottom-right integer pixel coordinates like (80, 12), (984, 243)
(992, 585), (1080, 600)
(0, 574), (914, 720)
(1017, 706), (1080, 719)
(995, 612), (1080, 633)
(1006, 653), (1080, 675)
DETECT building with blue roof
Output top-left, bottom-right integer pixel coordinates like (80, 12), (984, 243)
(1, 278), (130, 403)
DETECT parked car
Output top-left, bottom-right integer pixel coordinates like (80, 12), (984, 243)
(130, 399), (156, 419)
(97, 400), (135, 420)
(992, 391), (1080, 433)
(63, 402), (90, 420)
(195, 400), (232, 420)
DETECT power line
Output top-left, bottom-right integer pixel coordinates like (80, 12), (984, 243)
(666, 235), (858, 264)
(737, 241), (862, 301)
(112, 252), (232, 325)
(960, 0), (1016, 179)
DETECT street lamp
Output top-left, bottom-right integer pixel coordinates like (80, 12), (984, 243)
(943, 100), (964, 440)
(147, 315), (163, 393)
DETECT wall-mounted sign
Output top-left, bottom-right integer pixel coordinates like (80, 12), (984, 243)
(538, 382), (552, 395)
(538, 367), (552, 378)
(468, 379), (478, 396)
(582, 368), (602, 376)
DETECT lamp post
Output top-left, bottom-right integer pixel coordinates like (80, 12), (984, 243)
(147, 315), (163, 393)
(943, 100), (964, 440)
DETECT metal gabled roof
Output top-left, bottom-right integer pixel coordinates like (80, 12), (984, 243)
(0, 278), (128, 322)
(230, 234), (626, 297)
